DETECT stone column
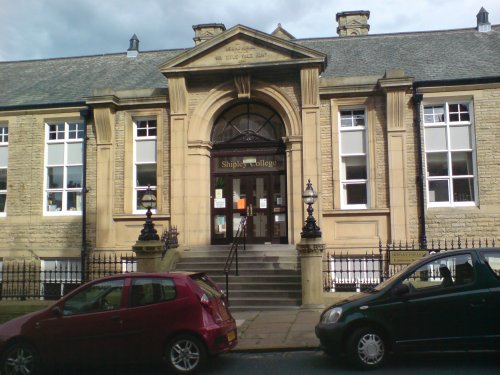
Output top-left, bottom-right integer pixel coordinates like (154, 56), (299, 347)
(168, 76), (189, 245)
(93, 106), (115, 250)
(379, 70), (413, 242)
(297, 237), (325, 308)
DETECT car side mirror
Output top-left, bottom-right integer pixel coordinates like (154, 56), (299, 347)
(51, 306), (63, 317)
(393, 283), (410, 297)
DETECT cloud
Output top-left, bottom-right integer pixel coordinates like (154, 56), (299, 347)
(1, 0), (499, 61)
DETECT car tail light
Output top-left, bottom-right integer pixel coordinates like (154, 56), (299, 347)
(200, 293), (223, 323)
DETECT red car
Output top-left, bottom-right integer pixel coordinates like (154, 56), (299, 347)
(0, 272), (237, 374)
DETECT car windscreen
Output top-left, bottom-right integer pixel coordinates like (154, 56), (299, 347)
(373, 256), (430, 291)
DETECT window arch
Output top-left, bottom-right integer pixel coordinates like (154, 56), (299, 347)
(211, 102), (285, 146)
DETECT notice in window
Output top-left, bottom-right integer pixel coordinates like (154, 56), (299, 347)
(214, 198), (226, 208)
(260, 198), (267, 209)
(237, 198), (246, 209)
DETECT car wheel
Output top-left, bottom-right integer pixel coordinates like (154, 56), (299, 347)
(0, 342), (41, 375)
(165, 334), (207, 374)
(347, 328), (386, 369)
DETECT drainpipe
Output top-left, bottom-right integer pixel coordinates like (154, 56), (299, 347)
(411, 88), (427, 250)
(80, 108), (90, 281)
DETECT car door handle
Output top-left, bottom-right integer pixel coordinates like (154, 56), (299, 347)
(470, 298), (486, 307)
(110, 315), (122, 322)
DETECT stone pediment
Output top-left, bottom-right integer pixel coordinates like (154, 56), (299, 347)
(161, 25), (326, 75)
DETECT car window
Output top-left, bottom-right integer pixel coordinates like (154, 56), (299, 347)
(63, 279), (124, 316)
(401, 254), (474, 292)
(190, 274), (224, 299)
(130, 277), (176, 307)
(482, 251), (500, 278)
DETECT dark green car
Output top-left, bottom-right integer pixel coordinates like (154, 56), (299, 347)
(315, 248), (500, 369)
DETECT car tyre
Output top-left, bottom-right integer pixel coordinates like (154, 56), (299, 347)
(165, 334), (207, 374)
(347, 328), (386, 369)
(1, 341), (41, 375)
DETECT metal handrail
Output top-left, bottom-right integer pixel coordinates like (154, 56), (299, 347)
(223, 216), (247, 304)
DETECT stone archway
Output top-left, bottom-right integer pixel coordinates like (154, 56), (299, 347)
(177, 79), (303, 246)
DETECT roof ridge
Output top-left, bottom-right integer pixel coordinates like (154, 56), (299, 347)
(294, 24), (500, 43)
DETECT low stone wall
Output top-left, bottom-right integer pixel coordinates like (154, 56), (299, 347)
(0, 301), (52, 324)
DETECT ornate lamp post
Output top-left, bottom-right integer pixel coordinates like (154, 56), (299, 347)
(301, 179), (322, 238)
(138, 185), (159, 241)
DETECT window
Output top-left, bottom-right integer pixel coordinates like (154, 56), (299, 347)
(41, 259), (81, 300)
(45, 121), (84, 214)
(423, 102), (476, 207)
(134, 119), (157, 212)
(402, 253), (474, 292)
(481, 251), (500, 278)
(63, 279), (124, 316)
(130, 277), (176, 307)
(0, 126), (7, 216)
(339, 109), (368, 208)
(211, 102), (285, 145)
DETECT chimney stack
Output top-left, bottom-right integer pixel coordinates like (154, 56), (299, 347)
(192, 23), (226, 45)
(336, 10), (370, 37)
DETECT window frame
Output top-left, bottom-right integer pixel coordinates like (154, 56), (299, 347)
(0, 125), (8, 217)
(44, 120), (84, 216)
(423, 100), (478, 208)
(41, 258), (82, 300)
(133, 117), (158, 214)
(338, 107), (370, 209)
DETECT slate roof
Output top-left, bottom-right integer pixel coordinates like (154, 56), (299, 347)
(296, 25), (500, 82)
(0, 49), (184, 109)
(1, 25), (499, 109)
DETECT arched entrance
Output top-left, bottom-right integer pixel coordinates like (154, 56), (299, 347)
(210, 102), (287, 244)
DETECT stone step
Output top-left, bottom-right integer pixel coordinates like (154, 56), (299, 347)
(173, 244), (301, 309)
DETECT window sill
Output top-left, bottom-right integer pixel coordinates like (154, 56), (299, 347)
(113, 214), (170, 221)
(323, 208), (390, 216)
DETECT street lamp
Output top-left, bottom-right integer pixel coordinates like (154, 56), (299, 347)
(301, 179), (322, 238)
(138, 185), (160, 241)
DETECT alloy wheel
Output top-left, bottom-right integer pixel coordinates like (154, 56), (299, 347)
(1, 343), (38, 375)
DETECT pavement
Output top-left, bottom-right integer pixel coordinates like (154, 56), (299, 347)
(231, 308), (323, 351)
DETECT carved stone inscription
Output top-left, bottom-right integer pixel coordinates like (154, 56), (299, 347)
(216, 43), (267, 62)
(189, 40), (292, 67)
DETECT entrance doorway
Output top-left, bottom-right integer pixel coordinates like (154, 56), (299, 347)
(212, 173), (287, 244)
(210, 101), (287, 245)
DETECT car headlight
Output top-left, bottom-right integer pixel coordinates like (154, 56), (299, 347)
(321, 307), (342, 324)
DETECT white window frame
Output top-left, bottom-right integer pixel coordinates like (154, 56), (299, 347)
(40, 258), (82, 299)
(44, 121), (84, 216)
(423, 101), (477, 208)
(0, 125), (7, 217)
(338, 107), (369, 209)
(133, 118), (157, 214)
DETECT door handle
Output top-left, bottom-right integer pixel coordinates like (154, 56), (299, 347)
(249, 204), (253, 216)
(110, 315), (122, 322)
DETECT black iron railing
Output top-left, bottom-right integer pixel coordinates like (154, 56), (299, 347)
(223, 216), (247, 304)
(0, 253), (136, 301)
(323, 237), (497, 292)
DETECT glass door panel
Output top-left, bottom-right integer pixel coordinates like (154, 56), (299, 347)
(272, 174), (287, 243)
(212, 176), (227, 242)
(212, 173), (287, 244)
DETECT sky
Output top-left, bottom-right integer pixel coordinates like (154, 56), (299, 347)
(1, 0), (499, 62)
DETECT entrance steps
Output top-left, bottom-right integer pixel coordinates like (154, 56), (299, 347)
(172, 245), (302, 311)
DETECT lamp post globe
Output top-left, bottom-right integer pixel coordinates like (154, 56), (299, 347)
(138, 185), (160, 241)
(301, 179), (321, 238)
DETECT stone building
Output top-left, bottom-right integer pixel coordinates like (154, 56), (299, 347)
(0, 9), (499, 283)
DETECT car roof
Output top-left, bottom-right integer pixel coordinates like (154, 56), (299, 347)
(88, 271), (205, 282)
(422, 247), (498, 260)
